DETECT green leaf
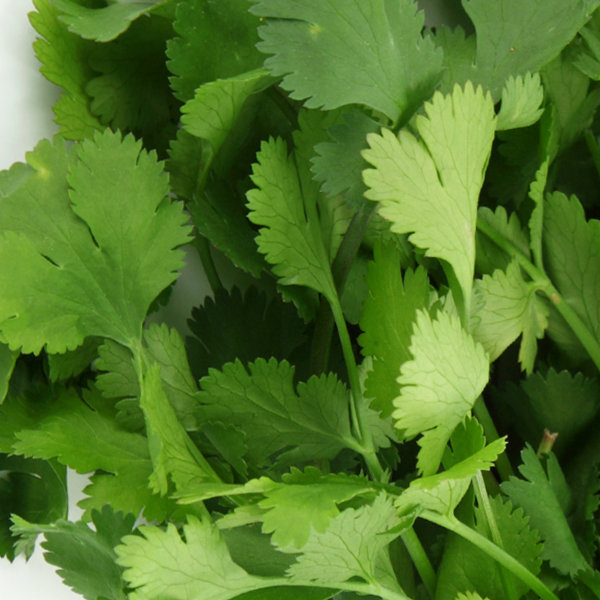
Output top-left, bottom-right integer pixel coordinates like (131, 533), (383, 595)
(246, 137), (337, 302)
(432, 26), (477, 93)
(30, 0), (101, 139)
(436, 496), (542, 600)
(182, 69), (273, 155)
(501, 446), (590, 576)
(140, 364), (215, 496)
(186, 286), (307, 380)
(116, 516), (267, 600)
(363, 83), (496, 316)
(11, 506), (134, 600)
(543, 192), (600, 359)
(286, 493), (410, 592)
(0, 344), (18, 403)
(393, 310), (490, 475)
(52, 0), (159, 42)
(528, 159), (549, 271)
(166, 0), (264, 102)
(358, 241), (430, 417)
(470, 261), (549, 373)
(196, 358), (361, 470)
(47, 337), (100, 382)
(250, 0), (442, 124)
(397, 437), (506, 516)
(496, 72), (545, 131)
(0, 132), (191, 354)
(462, 0), (599, 97)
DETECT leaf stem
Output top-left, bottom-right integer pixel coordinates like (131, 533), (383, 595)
(422, 512), (559, 600)
(477, 218), (600, 372)
(401, 527), (436, 597)
(192, 235), (224, 295)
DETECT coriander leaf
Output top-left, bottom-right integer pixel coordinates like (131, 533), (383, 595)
(312, 109), (380, 208)
(528, 159), (549, 271)
(501, 446), (590, 576)
(543, 192), (600, 360)
(432, 26), (477, 93)
(196, 358), (361, 470)
(182, 69), (272, 155)
(11, 506), (134, 600)
(167, 129), (210, 200)
(0, 344), (18, 403)
(436, 496), (542, 600)
(455, 593), (488, 600)
(394, 310), (489, 475)
(363, 83), (496, 315)
(573, 20), (600, 80)
(462, 0), (599, 97)
(166, 0), (264, 102)
(47, 337), (100, 382)
(186, 286), (307, 380)
(0, 131), (191, 354)
(396, 437), (506, 516)
(286, 493), (410, 592)
(250, 0), (442, 124)
(246, 138), (337, 302)
(470, 261), (549, 373)
(52, 0), (159, 42)
(30, 0), (101, 139)
(496, 72), (545, 131)
(117, 516), (266, 600)
(141, 364), (216, 496)
(358, 241), (430, 417)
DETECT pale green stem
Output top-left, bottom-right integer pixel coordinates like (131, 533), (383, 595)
(423, 512), (559, 600)
(401, 527), (436, 598)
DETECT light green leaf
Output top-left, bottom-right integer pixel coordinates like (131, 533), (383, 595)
(182, 69), (272, 155)
(393, 310), (489, 475)
(286, 494), (410, 590)
(363, 83), (496, 316)
(0, 132), (191, 354)
(140, 364), (215, 496)
(0, 344), (18, 403)
(52, 0), (159, 42)
(470, 261), (549, 373)
(250, 0), (443, 124)
(166, 0), (264, 102)
(117, 516), (266, 600)
(246, 138), (337, 302)
(463, 0), (599, 97)
(496, 72), (544, 131)
(196, 358), (362, 469)
(12, 506), (134, 600)
(502, 446), (589, 576)
(358, 241), (430, 417)
(47, 337), (99, 382)
(528, 159), (549, 270)
(397, 437), (506, 516)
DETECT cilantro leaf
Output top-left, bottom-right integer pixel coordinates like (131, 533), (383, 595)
(470, 261), (549, 373)
(363, 83), (496, 316)
(436, 495), (542, 600)
(496, 72), (545, 131)
(51, 0), (159, 42)
(286, 493), (409, 593)
(0, 344), (18, 403)
(0, 131), (191, 354)
(246, 137), (337, 302)
(30, 0), (101, 139)
(11, 506), (134, 600)
(433, 26), (477, 93)
(116, 516), (266, 600)
(47, 337), (100, 382)
(250, 0), (442, 124)
(463, 0), (599, 96)
(358, 241), (430, 417)
(394, 310), (490, 475)
(196, 358), (361, 470)
(528, 159), (549, 271)
(501, 446), (590, 576)
(166, 0), (264, 102)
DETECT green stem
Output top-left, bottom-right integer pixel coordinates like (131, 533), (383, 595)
(267, 86), (298, 128)
(192, 235), (223, 295)
(401, 527), (436, 597)
(423, 512), (560, 600)
(473, 398), (514, 481)
(477, 219), (600, 372)
(584, 129), (600, 183)
(473, 472), (518, 600)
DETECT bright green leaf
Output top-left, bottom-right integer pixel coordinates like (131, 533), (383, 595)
(528, 159), (549, 270)
(394, 310), (490, 475)
(250, 0), (442, 124)
(496, 72), (545, 131)
(363, 83), (496, 315)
